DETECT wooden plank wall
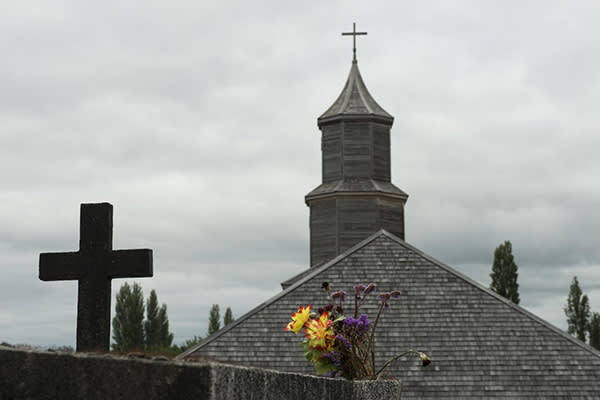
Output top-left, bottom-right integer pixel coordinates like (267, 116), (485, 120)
(342, 122), (371, 178)
(372, 123), (391, 182)
(310, 199), (337, 267)
(322, 124), (342, 182)
(378, 198), (405, 240)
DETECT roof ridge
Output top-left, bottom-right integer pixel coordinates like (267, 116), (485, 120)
(353, 69), (373, 114)
(379, 230), (600, 359)
(337, 67), (353, 113)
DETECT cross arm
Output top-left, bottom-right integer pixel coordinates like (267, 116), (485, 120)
(39, 252), (83, 281)
(108, 249), (153, 279)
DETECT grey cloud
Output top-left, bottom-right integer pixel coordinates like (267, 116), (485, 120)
(2, 2), (600, 348)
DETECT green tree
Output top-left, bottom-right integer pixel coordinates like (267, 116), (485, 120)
(208, 304), (221, 335)
(489, 240), (520, 304)
(179, 336), (203, 352)
(157, 304), (174, 348)
(589, 312), (600, 350)
(144, 290), (160, 350)
(564, 276), (590, 342)
(112, 282), (145, 352)
(224, 307), (234, 326)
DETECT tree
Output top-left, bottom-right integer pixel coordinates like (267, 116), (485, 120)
(144, 290), (160, 350)
(208, 304), (221, 335)
(564, 276), (590, 342)
(112, 282), (145, 352)
(112, 283), (175, 354)
(589, 312), (600, 350)
(178, 336), (202, 352)
(142, 289), (174, 351)
(224, 307), (234, 326)
(489, 240), (520, 304)
(157, 304), (174, 348)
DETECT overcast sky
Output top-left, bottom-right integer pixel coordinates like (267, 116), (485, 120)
(1, 1), (599, 348)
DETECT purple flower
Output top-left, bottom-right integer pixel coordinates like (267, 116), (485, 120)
(325, 303), (334, 312)
(377, 292), (391, 302)
(353, 284), (367, 294)
(331, 290), (346, 302)
(336, 335), (351, 349)
(335, 305), (344, 314)
(355, 314), (371, 334)
(390, 290), (402, 298)
(364, 283), (377, 295)
(343, 317), (358, 328)
(322, 351), (341, 366)
(343, 315), (370, 336)
(358, 314), (371, 331)
(378, 292), (392, 309)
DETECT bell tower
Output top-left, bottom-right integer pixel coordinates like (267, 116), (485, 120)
(306, 24), (408, 267)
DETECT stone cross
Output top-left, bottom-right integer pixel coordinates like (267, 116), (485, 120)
(342, 22), (367, 63)
(39, 203), (153, 352)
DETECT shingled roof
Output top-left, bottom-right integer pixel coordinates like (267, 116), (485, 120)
(180, 230), (600, 398)
(318, 61), (393, 126)
(304, 177), (408, 203)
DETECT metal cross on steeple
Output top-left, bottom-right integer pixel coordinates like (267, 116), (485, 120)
(342, 22), (367, 63)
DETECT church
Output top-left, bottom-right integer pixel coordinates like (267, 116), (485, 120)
(179, 27), (600, 398)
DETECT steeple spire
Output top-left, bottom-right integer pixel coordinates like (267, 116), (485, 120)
(318, 61), (393, 126)
(342, 22), (367, 63)
(319, 23), (391, 127)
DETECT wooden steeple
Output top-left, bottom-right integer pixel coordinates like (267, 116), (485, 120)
(306, 24), (408, 267)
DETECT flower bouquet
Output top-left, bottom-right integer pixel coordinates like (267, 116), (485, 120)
(284, 282), (431, 379)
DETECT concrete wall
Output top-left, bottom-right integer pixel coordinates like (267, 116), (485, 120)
(0, 346), (401, 400)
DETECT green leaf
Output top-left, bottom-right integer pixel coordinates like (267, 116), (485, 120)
(301, 340), (318, 362)
(314, 358), (334, 375)
(332, 315), (346, 323)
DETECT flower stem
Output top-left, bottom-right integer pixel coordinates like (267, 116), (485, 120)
(363, 301), (385, 368)
(374, 350), (420, 377)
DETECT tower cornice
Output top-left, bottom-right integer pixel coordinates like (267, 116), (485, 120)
(317, 113), (394, 128)
(305, 191), (408, 205)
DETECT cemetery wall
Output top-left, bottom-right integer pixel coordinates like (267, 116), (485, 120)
(0, 346), (401, 400)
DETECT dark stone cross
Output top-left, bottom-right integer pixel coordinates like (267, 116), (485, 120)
(342, 22), (367, 63)
(39, 203), (153, 352)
